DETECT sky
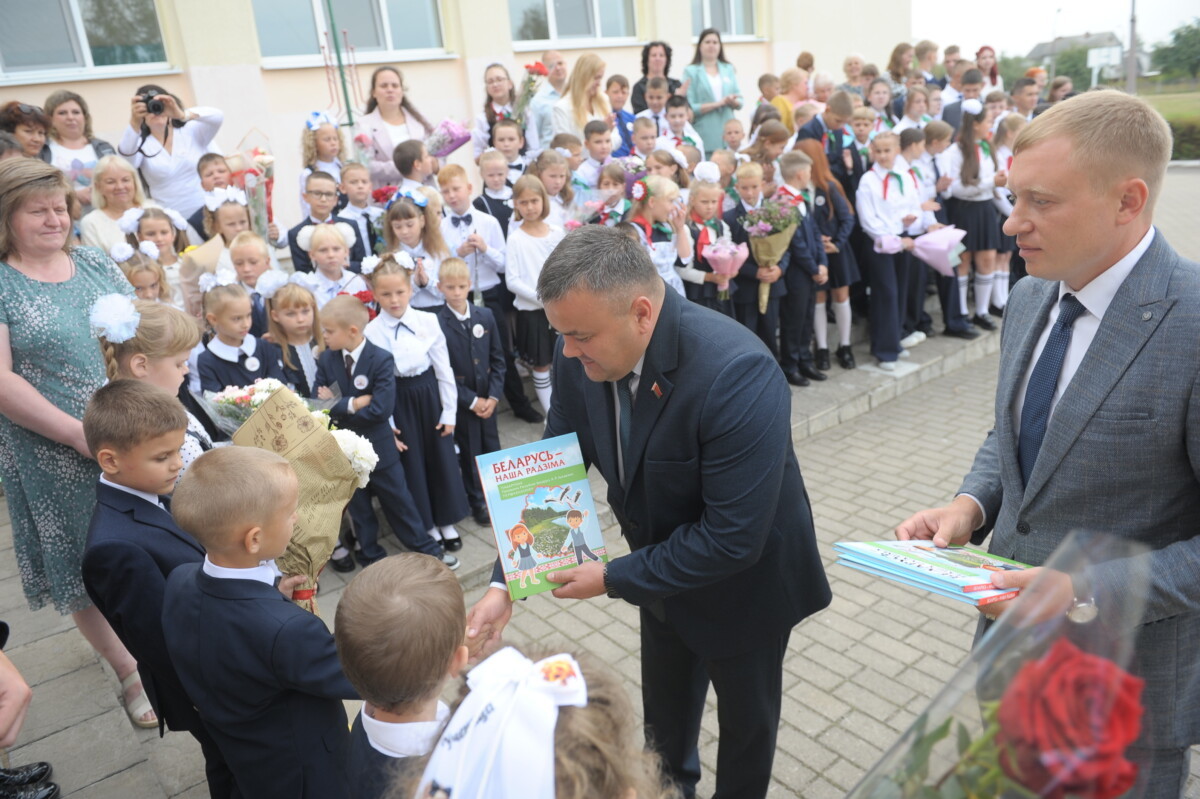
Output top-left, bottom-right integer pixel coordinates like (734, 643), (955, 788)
(911, 0), (1197, 59)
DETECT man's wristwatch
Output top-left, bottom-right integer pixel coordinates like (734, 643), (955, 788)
(603, 563), (620, 600)
(1067, 595), (1098, 624)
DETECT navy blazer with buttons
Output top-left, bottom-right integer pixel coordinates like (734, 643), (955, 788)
(797, 115), (851, 188)
(314, 339), (400, 470)
(492, 288), (831, 658)
(784, 201), (828, 281)
(163, 563), (358, 799)
(197, 337), (287, 394)
(725, 205), (790, 303)
(435, 304), (505, 412)
(82, 481), (206, 735)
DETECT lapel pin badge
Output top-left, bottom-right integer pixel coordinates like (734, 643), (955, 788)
(1142, 311), (1152, 321)
(651, 381), (663, 399)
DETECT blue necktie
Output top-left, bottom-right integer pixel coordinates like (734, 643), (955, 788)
(1018, 294), (1086, 487)
(616, 374), (634, 473)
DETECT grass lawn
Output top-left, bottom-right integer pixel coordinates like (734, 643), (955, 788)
(1143, 91), (1200, 122)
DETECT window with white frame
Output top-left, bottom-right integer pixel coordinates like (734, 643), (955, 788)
(691, 0), (756, 37)
(509, 0), (636, 44)
(0, 0), (167, 77)
(251, 0), (444, 61)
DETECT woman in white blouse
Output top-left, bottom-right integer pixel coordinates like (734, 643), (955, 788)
(117, 85), (222, 218)
(552, 54), (612, 141)
(354, 66), (433, 190)
(79, 156), (158, 251)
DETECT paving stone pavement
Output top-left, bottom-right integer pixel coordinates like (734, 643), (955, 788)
(0, 165), (1196, 797)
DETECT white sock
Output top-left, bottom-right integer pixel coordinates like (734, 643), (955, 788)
(439, 525), (460, 541)
(427, 527), (442, 542)
(813, 299), (828, 349)
(957, 276), (969, 317)
(833, 300), (853, 347)
(993, 271), (1009, 308)
(974, 274), (994, 317)
(533, 371), (553, 414)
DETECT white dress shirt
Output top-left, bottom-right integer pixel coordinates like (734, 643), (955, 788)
(362, 701), (450, 758)
(945, 142), (1002, 202)
(344, 202), (382, 253)
(100, 475), (167, 511)
(118, 107), (224, 217)
(314, 268), (368, 309)
(363, 307), (458, 426)
(396, 242), (444, 308)
(573, 156), (608, 190)
(207, 334), (257, 363)
(855, 163), (930, 241)
(202, 555), (283, 586)
(439, 208), (506, 292)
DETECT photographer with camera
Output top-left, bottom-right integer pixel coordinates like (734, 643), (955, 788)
(118, 83), (223, 219)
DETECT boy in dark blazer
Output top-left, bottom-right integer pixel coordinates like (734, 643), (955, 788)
(288, 171), (367, 273)
(726, 161), (788, 360)
(81, 380), (237, 797)
(435, 259), (506, 526)
(335, 555), (469, 799)
(775, 151), (830, 387)
(314, 296), (456, 570)
(162, 446), (358, 799)
(796, 90), (855, 192)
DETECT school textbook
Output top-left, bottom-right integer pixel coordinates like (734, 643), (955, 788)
(834, 540), (1031, 607)
(476, 433), (609, 600)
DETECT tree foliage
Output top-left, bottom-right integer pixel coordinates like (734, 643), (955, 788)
(1153, 19), (1200, 80)
(1052, 47), (1092, 91)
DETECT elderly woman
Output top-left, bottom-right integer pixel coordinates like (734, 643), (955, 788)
(79, 155), (159, 251)
(0, 102), (50, 160)
(552, 54), (612, 141)
(0, 158), (155, 729)
(118, 84), (222, 218)
(683, 28), (743, 155)
(354, 66), (433, 190)
(837, 53), (869, 97)
(41, 91), (116, 215)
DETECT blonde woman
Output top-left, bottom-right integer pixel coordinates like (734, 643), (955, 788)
(552, 54), (611, 141)
(79, 155), (158, 251)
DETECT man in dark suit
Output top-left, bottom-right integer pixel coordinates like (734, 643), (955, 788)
(940, 68), (985, 133)
(897, 92), (1200, 798)
(467, 226), (831, 798)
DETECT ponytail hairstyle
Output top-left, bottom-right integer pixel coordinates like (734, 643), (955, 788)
(266, 282), (323, 372)
(526, 148), (575, 205)
(646, 149), (690, 189)
(383, 194), (448, 257)
(741, 120), (789, 161)
(202, 282), (250, 321)
(127, 207), (189, 255)
(957, 103), (995, 186)
(97, 299), (201, 382)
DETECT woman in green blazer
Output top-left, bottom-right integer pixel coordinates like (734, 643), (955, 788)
(682, 28), (743, 155)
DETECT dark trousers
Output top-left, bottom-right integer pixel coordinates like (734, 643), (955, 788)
(779, 269), (816, 371)
(193, 722), (241, 799)
(901, 257), (931, 336)
(454, 416), (500, 512)
(865, 249), (907, 362)
(482, 284), (537, 415)
(346, 461), (441, 559)
(734, 298), (781, 360)
(935, 270), (971, 333)
(640, 608), (789, 799)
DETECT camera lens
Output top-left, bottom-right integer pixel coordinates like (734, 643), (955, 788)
(145, 94), (164, 115)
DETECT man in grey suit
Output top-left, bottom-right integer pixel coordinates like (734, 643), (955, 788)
(897, 91), (1199, 798)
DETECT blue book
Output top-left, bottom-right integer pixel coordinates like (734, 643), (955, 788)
(476, 433), (609, 600)
(833, 541), (1028, 607)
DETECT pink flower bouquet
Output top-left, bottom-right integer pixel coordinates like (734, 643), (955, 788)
(425, 119), (471, 159)
(703, 235), (749, 300)
(913, 225), (969, 277)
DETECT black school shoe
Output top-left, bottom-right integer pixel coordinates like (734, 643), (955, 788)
(784, 370), (810, 387)
(797, 364), (827, 382)
(472, 506), (491, 526)
(971, 314), (997, 332)
(0, 765), (51, 788)
(814, 348), (831, 371)
(328, 553), (356, 573)
(835, 345), (856, 369)
(0, 783), (59, 799)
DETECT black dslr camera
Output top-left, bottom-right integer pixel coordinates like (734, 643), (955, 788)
(141, 93), (165, 115)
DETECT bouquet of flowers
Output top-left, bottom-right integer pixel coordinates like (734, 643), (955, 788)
(848, 531), (1151, 799)
(308, 410), (379, 490)
(562, 190), (606, 231)
(739, 199), (801, 314)
(913, 225), (969, 277)
(226, 144), (275, 234)
(353, 132), (374, 166)
(615, 156), (648, 198)
(512, 61), (549, 127)
(206, 378), (288, 433)
(425, 119), (471, 159)
(702, 234), (749, 300)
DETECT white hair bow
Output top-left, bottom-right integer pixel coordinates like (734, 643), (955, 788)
(137, 240), (160, 261)
(554, 146), (573, 158)
(652, 137), (689, 170)
(360, 254), (382, 276)
(203, 186), (248, 212)
(109, 242), (135, 263)
(116, 207), (146, 234)
(296, 222), (357, 253)
(305, 110), (337, 131)
(418, 647), (588, 799)
(161, 207), (189, 231)
(390, 251), (415, 271)
(198, 267), (238, 294)
(693, 160), (721, 184)
(254, 270), (290, 301)
(90, 294), (141, 343)
(961, 98), (984, 117)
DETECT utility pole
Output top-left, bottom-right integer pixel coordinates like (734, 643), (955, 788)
(1126, 0), (1138, 94)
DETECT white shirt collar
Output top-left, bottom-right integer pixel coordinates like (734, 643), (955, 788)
(240, 281), (259, 296)
(741, 199), (761, 211)
(100, 475), (166, 510)
(345, 337), (367, 365)
(585, 156), (607, 169)
(207, 334), (257, 363)
(202, 555), (282, 586)
(780, 183), (804, 197)
(484, 185), (512, 201)
(318, 269), (350, 292)
(627, 353), (645, 381)
(1060, 226), (1156, 322)
(362, 701), (450, 758)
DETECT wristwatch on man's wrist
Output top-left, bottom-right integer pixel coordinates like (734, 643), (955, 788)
(1067, 574), (1097, 624)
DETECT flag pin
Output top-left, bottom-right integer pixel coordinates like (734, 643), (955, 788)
(651, 382), (662, 399)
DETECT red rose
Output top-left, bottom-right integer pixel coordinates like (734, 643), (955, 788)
(371, 186), (397, 206)
(526, 61), (548, 76)
(995, 638), (1144, 799)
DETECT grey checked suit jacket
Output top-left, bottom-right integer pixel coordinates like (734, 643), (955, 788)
(959, 230), (1200, 749)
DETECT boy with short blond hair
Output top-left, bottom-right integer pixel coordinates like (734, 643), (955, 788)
(630, 116), (658, 161)
(336, 554), (468, 799)
(162, 446), (359, 799)
(340, 161), (382, 254)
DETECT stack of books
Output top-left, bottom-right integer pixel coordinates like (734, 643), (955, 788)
(834, 540), (1030, 607)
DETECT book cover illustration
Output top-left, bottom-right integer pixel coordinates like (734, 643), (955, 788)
(476, 433), (609, 600)
(834, 540), (1030, 607)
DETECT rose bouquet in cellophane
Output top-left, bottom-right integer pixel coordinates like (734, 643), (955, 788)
(739, 199), (801, 314)
(847, 531), (1150, 799)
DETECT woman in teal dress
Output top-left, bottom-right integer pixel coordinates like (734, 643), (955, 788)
(682, 28), (744, 156)
(0, 158), (155, 727)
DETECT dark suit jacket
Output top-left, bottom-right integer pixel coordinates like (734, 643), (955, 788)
(347, 713), (422, 799)
(163, 564), (358, 799)
(725, 205), (790, 303)
(287, 216), (367, 274)
(314, 340), (400, 470)
(82, 482), (206, 734)
(797, 115), (850, 189)
(781, 196), (828, 283)
(941, 101), (964, 133)
(436, 305), (505, 411)
(197, 337), (287, 394)
(960, 232), (1200, 749)
(496, 289), (831, 658)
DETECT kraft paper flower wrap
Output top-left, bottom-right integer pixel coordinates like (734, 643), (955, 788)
(847, 532), (1150, 799)
(739, 199), (800, 314)
(229, 386), (375, 614)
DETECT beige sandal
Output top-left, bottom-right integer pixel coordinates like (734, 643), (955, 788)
(120, 672), (158, 729)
